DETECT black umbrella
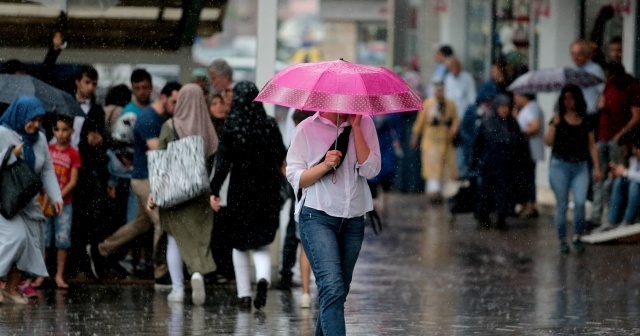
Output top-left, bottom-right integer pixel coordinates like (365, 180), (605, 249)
(0, 74), (84, 117)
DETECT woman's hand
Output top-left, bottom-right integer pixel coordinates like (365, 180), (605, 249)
(146, 195), (156, 212)
(349, 114), (362, 128)
(53, 201), (64, 214)
(12, 143), (24, 158)
(593, 168), (603, 183)
(323, 150), (342, 169)
(210, 195), (221, 212)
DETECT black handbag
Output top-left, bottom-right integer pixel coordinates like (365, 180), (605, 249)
(0, 145), (43, 219)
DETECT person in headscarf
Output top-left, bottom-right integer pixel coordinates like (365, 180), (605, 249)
(0, 96), (63, 304)
(150, 84), (218, 305)
(209, 81), (287, 310)
(472, 94), (529, 230)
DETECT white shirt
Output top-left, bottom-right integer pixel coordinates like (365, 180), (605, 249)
(626, 157), (640, 183)
(286, 113), (381, 220)
(283, 107), (296, 148)
(575, 61), (604, 114)
(444, 71), (477, 118)
(516, 101), (545, 162)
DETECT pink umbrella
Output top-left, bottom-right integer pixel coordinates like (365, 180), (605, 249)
(254, 59), (422, 115)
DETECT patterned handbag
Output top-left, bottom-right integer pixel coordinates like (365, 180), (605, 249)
(148, 125), (211, 208)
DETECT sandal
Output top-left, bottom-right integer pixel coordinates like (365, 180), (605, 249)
(1, 290), (28, 304)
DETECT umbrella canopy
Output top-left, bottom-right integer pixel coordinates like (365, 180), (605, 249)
(507, 67), (604, 94)
(30, 0), (119, 12)
(0, 75), (84, 117)
(254, 59), (422, 115)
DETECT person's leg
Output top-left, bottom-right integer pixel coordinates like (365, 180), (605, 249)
(252, 245), (272, 309)
(590, 142), (609, 223)
(622, 181), (640, 224)
(98, 184), (152, 256)
(607, 177), (627, 225)
(299, 206), (348, 336)
(4, 266), (27, 303)
(232, 249), (252, 299)
(166, 235), (185, 294)
(571, 162), (590, 236)
(456, 147), (468, 179)
(53, 204), (73, 288)
(35, 215), (55, 287)
(300, 246), (311, 295)
(130, 179), (167, 280)
(278, 197), (299, 289)
(337, 215), (365, 298)
(253, 245), (272, 285)
(549, 158), (571, 242)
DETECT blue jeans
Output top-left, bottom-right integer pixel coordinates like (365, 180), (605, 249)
(299, 206), (365, 336)
(44, 204), (73, 249)
(549, 157), (590, 240)
(607, 177), (640, 224)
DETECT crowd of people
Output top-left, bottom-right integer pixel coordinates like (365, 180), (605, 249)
(1, 28), (640, 336)
(406, 36), (640, 255)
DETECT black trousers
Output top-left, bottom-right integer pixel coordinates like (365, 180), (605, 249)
(280, 192), (299, 281)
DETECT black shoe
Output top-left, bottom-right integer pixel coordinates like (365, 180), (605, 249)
(237, 296), (252, 309)
(572, 238), (585, 254)
(275, 277), (292, 290)
(154, 273), (172, 291)
(496, 216), (508, 231)
(254, 278), (268, 310)
(86, 244), (105, 279)
(476, 214), (491, 230)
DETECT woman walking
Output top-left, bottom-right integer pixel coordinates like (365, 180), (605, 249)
(209, 81), (287, 310)
(287, 109), (381, 335)
(150, 84), (218, 305)
(545, 85), (601, 254)
(410, 82), (459, 203)
(0, 96), (63, 304)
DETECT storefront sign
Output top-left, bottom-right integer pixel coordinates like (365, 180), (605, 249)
(533, 0), (551, 18)
(612, 0), (631, 14)
(431, 0), (447, 13)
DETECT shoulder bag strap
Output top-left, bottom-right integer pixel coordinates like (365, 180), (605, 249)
(171, 119), (180, 140)
(0, 145), (16, 173)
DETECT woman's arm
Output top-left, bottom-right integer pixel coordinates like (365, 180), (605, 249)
(210, 135), (234, 196)
(41, 140), (63, 211)
(589, 130), (602, 182)
(350, 115), (370, 165)
(544, 115), (560, 147)
(410, 102), (428, 148)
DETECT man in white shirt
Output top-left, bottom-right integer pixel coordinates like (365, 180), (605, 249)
(444, 57), (476, 178)
(570, 40), (605, 116)
(444, 57), (477, 119)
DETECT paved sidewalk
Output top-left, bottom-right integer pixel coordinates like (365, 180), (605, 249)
(1, 193), (639, 335)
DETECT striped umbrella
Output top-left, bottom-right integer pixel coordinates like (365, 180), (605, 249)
(507, 67), (604, 94)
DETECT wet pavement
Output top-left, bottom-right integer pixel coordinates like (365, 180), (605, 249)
(2, 193), (640, 335)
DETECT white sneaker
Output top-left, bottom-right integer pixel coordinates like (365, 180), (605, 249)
(300, 293), (311, 308)
(191, 272), (206, 306)
(167, 289), (184, 302)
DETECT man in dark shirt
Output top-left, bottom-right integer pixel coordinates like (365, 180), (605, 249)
(87, 82), (181, 288)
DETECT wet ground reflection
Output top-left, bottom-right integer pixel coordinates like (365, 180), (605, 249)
(2, 194), (640, 335)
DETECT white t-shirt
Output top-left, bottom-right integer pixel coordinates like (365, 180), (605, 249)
(516, 101), (545, 162)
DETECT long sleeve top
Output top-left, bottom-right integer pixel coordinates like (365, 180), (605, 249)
(444, 71), (477, 118)
(286, 113), (381, 220)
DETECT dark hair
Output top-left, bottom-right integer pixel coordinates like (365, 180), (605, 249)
(56, 114), (74, 128)
(105, 84), (131, 107)
(516, 93), (536, 101)
(209, 93), (223, 104)
(130, 68), (152, 84)
(75, 65), (98, 81)
(609, 36), (622, 45)
(160, 81), (182, 97)
(558, 84), (587, 118)
(292, 109), (312, 125)
(439, 45), (454, 57)
(605, 61), (626, 77)
(1, 59), (26, 74)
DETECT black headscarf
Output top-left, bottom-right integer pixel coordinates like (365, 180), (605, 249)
(224, 81), (269, 148)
